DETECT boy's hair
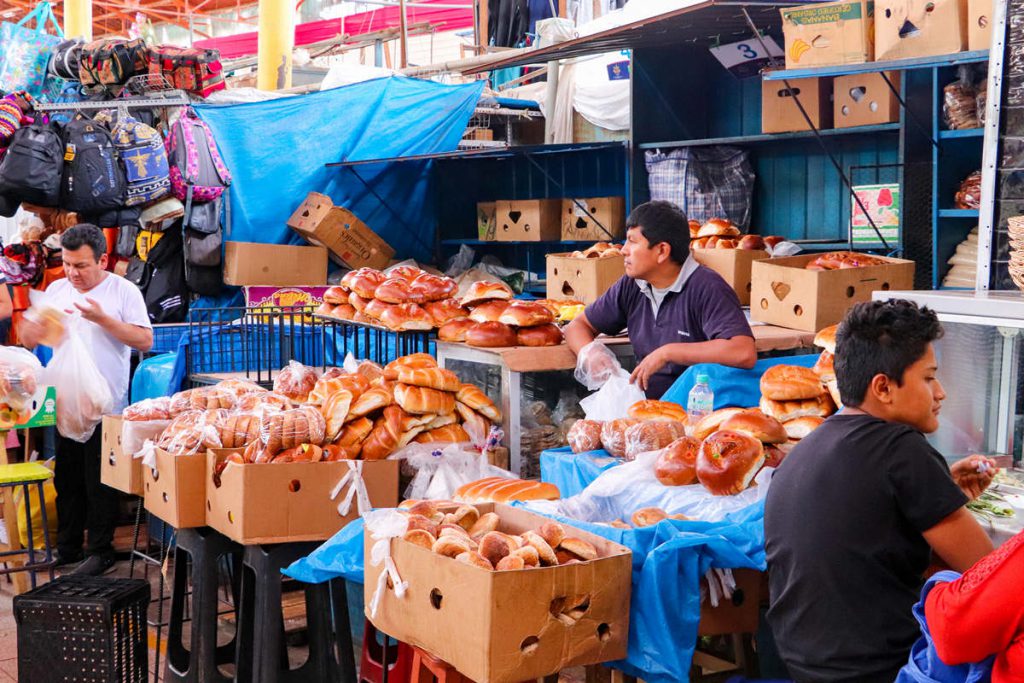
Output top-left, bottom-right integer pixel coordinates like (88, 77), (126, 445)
(625, 200), (690, 265)
(835, 299), (943, 407)
(61, 223), (107, 261)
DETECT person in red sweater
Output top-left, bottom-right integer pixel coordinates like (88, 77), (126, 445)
(926, 529), (1024, 682)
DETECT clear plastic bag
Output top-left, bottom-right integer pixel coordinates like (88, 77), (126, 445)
(0, 346), (43, 415)
(123, 397), (172, 421)
(44, 322), (113, 442)
(943, 66), (979, 130)
(580, 370), (645, 421)
(393, 442), (513, 500)
(122, 418), (172, 459)
(156, 409), (225, 456)
(258, 405), (327, 455)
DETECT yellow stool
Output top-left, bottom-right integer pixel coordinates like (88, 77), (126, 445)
(0, 462), (55, 589)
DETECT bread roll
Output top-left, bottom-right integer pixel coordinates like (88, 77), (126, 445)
(825, 378), (842, 407)
(498, 301), (554, 327)
(764, 443), (788, 468)
(692, 407), (744, 441)
(308, 372), (368, 406)
(424, 298), (469, 326)
(690, 236), (710, 250)
(495, 555), (525, 571)
(696, 430), (765, 496)
(559, 537), (597, 561)
(403, 529), (436, 550)
(273, 362), (321, 404)
(814, 324), (837, 354)
(395, 367), (460, 392)
(453, 476), (560, 503)
(455, 401), (491, 439)
(332, 304), (357, 321)
(414, 423), (471, 444)
(322, 389), (354, 441)
(380, 303), (434, 331)
(784, 416), (824, 440)
(383, 353), (437, 380)
(349, 386), (393, 418)
(461, 280), (514, 307)
(760, 365), (825, 401)
(631, 507), (668, 528)
(538, 522), (565, 548)
(516, 323), (563, 347)
(349, 292), (372, 313)
(623, 420), (688, 460)
(813, 351), (835, 383)
(456, 551), (494, 570)
(411, 273), (458, 303)
(432, 535), (472, 558)
(219, 413), (262, 449)
(394, 383), (455, 415)
(697, 218), (741, 238)
(763, 235), (784, 250)
(455, 383), (501, 421)
(689, 219), (701, 238)
(315, 302), (336, 317)
(512, 545), (540, 566)
(465, 321), (517, 348)
(715, 238), (738, 249)
(363, 298), (393, 321)
(324, 286), (348, 305)
(567, 419), (603, 454)
(520, 531), (558, 566)
(348, 268), (387, 299)
(123, 397), (172, 421)
(385, 265), (423, 282)
(237, 391), (292, 413)
(438, 319), (475, 342)
(468, 300), (510, 323)
(375, 278), (425, 304)
(600, 418), (641, 458)
(479, 532), (515, 566)
(655, 436), (700, 486)
(627, 400), (688, 423)
(719, 409), (787, 444)
(759, 394), (836, 422)
(737, 234), (766, 250)
(361, 406), (403, 460)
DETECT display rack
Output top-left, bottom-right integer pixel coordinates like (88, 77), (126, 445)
(313, 315), (434, 366)
(33, 91), (190, 112)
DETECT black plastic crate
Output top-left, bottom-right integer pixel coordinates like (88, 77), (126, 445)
(14, 576), (150, 682)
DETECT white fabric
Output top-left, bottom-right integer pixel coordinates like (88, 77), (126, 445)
(45, 274), (151, 412)
(546, 61), (577, 144)
(572, 51), (631, 131)
(330, 460), (373, 518)
(364, 509), (410, 618)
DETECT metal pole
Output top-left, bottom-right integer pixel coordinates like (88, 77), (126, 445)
(399, 0), (409, 68)
(257, 0), (295, 90)
(63, 0), (92, 40)
(375, 38), (383, 67)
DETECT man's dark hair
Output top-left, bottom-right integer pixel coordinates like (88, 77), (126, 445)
(61, 223), (107, 261)
(625, 200), (690, 265)
(835, 299), (943, 407)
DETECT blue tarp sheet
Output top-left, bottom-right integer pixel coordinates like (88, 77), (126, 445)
(194, 77), (484, 264)
(661, 353), (819, 410)
(541, 447), (620, 498)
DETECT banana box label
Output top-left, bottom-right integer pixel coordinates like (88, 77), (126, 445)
(780, 0), (874, 69)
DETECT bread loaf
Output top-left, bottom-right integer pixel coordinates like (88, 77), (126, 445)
(697, 218), (740, 238)
(395, 367), (461, 392)
(394, 383), (456, 415)
(453, 476), (561, 503)
(424, 298), (469, 326)
(631, 507), (668, 528)
(696, 430), (765, 496)
(324, 286), (348, 304)
(655, 436), (700, 486)
(812, 351), (835, 383)
(414, 423), (471, 444)
(623, 420), (688, 459)
(567, 419), (603, 453)
(516, 324), (563, 347)
(237, 391), (292, 413)
(465, 321), (517, 348)
(498, 301), (554, 327)
(273, 362), (321, 404)
(361, 406), (403, 460)
(759, 365), (825, 401)
(814, 324), (837, 353)
(438, 319), (475, 342)
(455, 383), (501, 421)
(784, 416), (824, 440)
(219, 413), (262, 449)
(600, 418), (641, 458)
(264, 406), (327, 453)
(123, 397), (172, 421)
(468, 300), (510, 323)
(347, 268), (387, 299)
(380, 303), (434, 331)
(719, 409), (787, 444)
(692, 407), (744, 441)
(627, 400), (688, 423)
(411, 273), (458, 303)
(759, 394), (836, 422)
(460, 280), (514, 307)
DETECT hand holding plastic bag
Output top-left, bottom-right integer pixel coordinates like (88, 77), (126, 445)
(576, 341), (645, 421)
(44, 319), (113, 442)
(574, 340), (618, 390)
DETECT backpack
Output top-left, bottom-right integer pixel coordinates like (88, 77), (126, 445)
(60, 117), (127, 212)
(0, 122), (64, 206)
(130, 226), (187, 324)
(48, 39), (83, 81)
(78, 38), (148, 88)
(165, 108), (231, 203)
(110, 114), (170, 206)
(147, 46), (225, 98)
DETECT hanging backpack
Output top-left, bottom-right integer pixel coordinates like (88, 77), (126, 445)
(0, 121), (63, 206)
(60, 117), (127, 212)
(143, 226), (187, 323)
(78, 38), (148, 89)
(48, 39), (83, 81)
(110, 114), (170, 206)
(147, 46), (225, 98)
(165, 108), (231, 203)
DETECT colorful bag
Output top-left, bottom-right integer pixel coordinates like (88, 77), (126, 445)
(110, 113), (170, 206)
(59, 117), (127, 212)
(78, 38), (148, 88)
(165, 108), (231, 202)
(147, 45), (225, 98)
(0, 2), (64, 98)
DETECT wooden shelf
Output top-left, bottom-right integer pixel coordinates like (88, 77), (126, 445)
(762, 50), (990, 81)
(637, 123), (900, 150)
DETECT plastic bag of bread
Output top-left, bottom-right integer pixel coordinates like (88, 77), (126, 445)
(942, 67), (979, 130)
(622, 420), (687, 460)
(567, 419), (604, 454)
(169, 386), (237, 414)
(273, 360), (321, 404)
(121, 397), (174, 460)
(955, 170), (983, 210)
(396, 441), (514, 501)
(0, 346), (43, 414)
(156, 410), (227, 456)
(44, 322), (113, 443)
(259, 405), (328, 455)
(599, 418), (640, 457)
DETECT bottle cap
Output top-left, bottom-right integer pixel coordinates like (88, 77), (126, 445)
(696, 374), (710, 384)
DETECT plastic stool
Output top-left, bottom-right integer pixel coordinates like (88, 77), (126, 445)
(359, 622), (414, 683)
(235, 542), (357, 683)
(165, 527), (243, 683)
(409, 648), (471, 683)
(0, 462), (55, 589)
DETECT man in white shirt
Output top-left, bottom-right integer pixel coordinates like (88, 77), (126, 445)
(21, 224), (152, 576)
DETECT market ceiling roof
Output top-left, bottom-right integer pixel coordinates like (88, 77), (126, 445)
(464, 0), (803, 74)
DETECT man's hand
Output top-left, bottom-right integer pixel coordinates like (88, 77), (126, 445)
(74, 298), (109, 326)
(951, 454), (999, 500)
(629, 347), (668, 392)
(18, 318), (45, 349)
(575, 341), (617, 390)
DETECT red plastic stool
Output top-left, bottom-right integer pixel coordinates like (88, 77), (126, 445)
(360, 622), (414, 683)
(409, 647), (471, 683)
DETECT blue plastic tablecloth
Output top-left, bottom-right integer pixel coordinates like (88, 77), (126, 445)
(661, 354), (818, 410)
(540, 447), (621, 498)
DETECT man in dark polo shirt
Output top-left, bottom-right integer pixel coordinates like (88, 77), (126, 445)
(565, 200), (756, 399)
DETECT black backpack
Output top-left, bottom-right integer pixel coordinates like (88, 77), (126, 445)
(0, 123), (64, 207)
(60, 117), (127, 212)
(129, 226), (187, 324)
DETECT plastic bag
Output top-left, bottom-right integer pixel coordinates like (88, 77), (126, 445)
(394, 442), (513, 500)
(580, 370), (645, 421)
(45, 321), (113, 442)
(122, 396), (172, 421)
(122, 418), (172, 459)
(942, 66), (979, 130)
(955, 170), (983, 210)
(156, 409), (225, 456)
(0, 4), (64, 98)
(574, 340), (619, 391)
(0, 346), (43, 418)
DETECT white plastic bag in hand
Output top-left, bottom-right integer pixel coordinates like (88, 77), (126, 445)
(574, 340), (619, 391)
(45, 321), (113, 442)
(579, 368), (645, 421)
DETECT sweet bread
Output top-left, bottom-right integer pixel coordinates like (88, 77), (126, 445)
(387, 265), (423, 282)
(516, 324), (563, 347)
(692, 407), (744, 441)
(395, 367), (461, 392)
(631, 507), (668, 527)
(322, 389), (354, 441)
(760, 365), (825, 401)
(123, 397), (172, 421)
(455, 401), (491, 439)
(219, 413), (262, 449)
(410, 273), (458, 302)
(361, 406), (403, 460)
(363, 298), (393, 321)
(696, 430), (765, 496)
(599, 418), (641, 458)
(383, 353), (437, 380)
(759, 394), (836, 422)
(375, 278), (427, 304)
(414, 424), (471, 443)
(623, 420), (687, 459)
(465, 321), (516, 348)
(498, 301), (554, 327)
(424, 298), (469, 327)
(453, 476), (560, 503)
(627, 400), (687, 423)
(455, 383), (501, 421)
(456, 551), (494, 570)
(460, 280), (514, 307)
(655, 436), (700, 486)
(380, 303), (433, 331)
(567, 419), (603, 453)
(394, 383), (456, 415)
(347, 268), (387, 299)
(719, 409), (788, 444)
(438, 319), (475, 342)
(273, 362), (321, 404)
(468, 300), (510, 323)
(323, 286), (348, 305)
(697, 218), (741, 238)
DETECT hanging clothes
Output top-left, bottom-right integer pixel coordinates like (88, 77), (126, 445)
(527, 0), (555, 38)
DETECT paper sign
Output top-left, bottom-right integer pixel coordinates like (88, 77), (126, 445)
(710, 36), (784, 78)
(851, 184), (900, 244)
(606, 60), (630, 80)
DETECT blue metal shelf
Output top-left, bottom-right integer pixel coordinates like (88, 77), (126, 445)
(762, 50), (990, 81)
(938, 209), (980, 218)
(939, 128), (984, 139)
(637, 123), (901, 150)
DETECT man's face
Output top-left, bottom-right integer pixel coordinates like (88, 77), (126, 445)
(63, 245), (107, 291)
(885, 343), (946, 434)
(622, 226), (666, 279)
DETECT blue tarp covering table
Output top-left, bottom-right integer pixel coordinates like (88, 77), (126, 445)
(540, 447), (620, 498)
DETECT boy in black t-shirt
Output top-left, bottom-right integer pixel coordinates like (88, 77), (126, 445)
(765, 300), (997, 683)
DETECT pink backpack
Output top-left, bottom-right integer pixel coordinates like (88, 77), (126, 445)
(165, 107), (231, 202)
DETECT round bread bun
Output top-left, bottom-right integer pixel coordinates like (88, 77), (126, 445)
(704, 235), (721, 248)
(348, 268), (387, 299)
(332, 303), (357, 321)
(763, 236), (784, 249)
(627, 400), (688, 423)
(825, 378), (841, 407)
(719, 409), (788, 444)
(631, 507), (668, 528)
(760, 365), (825, 401)
(690, 236), (710, 250)
(759, 393), (837, 422)
(364, 298), (393, 321)
(813, 351), (835, 383)
(348, 291), (371, 313)
(697, 218), (741, 238)
(516, 323), (563, 347)
(688, 219), (701, 239)
(465, 321), (517, 348)
(386, 265), (423, 282)
(696, 430), (765, 496)
(461, 280), (514, 307)
(567, 419), (603, 454)
(692, 407), (744, 441)
(469, 300), (511, 324)
(814, 324), (837, 354)
(654, 436), (700, 486)
(737, 235), (766, 251)
(375, 278), (426, 304)
(424, 298), (469, 327)
(765, 443), (788, 468)
(714, 238), (738, 249)
(314, 302), (335, 317)
(379, 303), (434, 331)
(438, 318), (476, 342)
(784, 416), (825, 440)
(411, 273), (458, 302)
(498, 301), (555, 327)
(323, 286), (348, 305)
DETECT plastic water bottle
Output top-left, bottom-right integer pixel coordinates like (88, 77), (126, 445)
(687, 374), (714, 426)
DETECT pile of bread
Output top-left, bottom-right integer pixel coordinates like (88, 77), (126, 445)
(436, 280), (578, 348)
(121, 353), (502, 465)
(566, 400), (690, 460)
(314, 265), (463, 332)
(804, 251), (887, 271)
(568, 242), (622, 259)
(689, 217), (784, 252)
(397, 499), (602, 570)
(758, 363), (837, 430)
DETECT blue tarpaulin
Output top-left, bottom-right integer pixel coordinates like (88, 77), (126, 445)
(661, 354), (819, 410)
(194, 77), (484, 264)
(541, 447), (620, 498)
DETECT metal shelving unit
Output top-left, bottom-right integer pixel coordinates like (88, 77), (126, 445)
(761, 50), (991, 80)
(33, 91), (190, 112)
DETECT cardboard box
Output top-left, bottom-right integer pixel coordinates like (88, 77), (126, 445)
(223, 242), (328, 287)
(834, 72), (901, 128)
(469, 129), (494, 141)
(692, 248), (770, 305)
(875, 0), (967, 61)
(206, 451), (399, 544)
(561, 197), (626, 242)
(751, 253), (915, 331)
(546, 252), (625, 305)
(967, 0), (993, 51)
(780, 0), (873, 69)
(762, 77), (833, 134)
(477, 202), (497, 241)
(698, 569), (764, 636)
(100, 415), (144, 497)
(143, 448), (207, 529)
(287, 192), (395, 270)
(495, 199), (562, 242)
(364, 503), (632, 683)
